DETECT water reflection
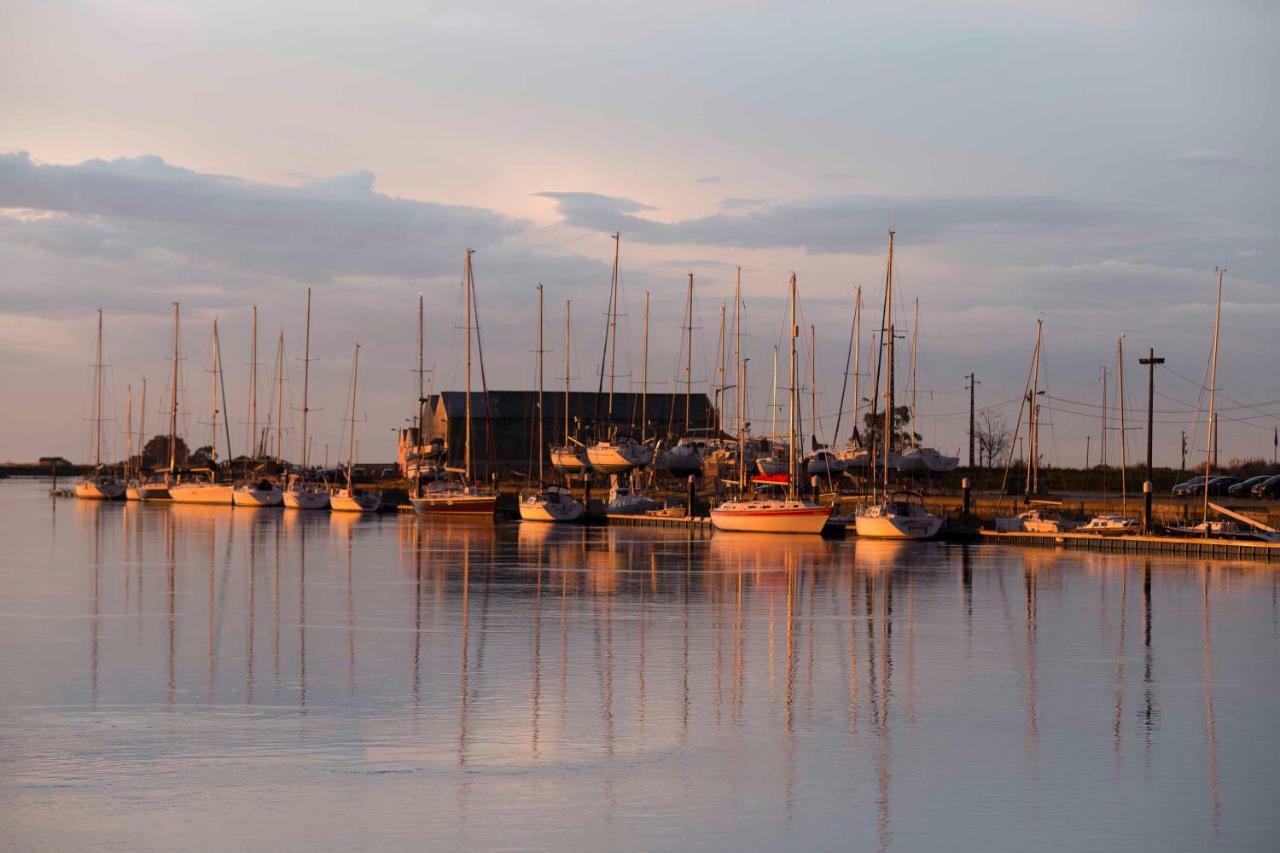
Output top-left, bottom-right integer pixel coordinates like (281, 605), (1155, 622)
(3, 483), (1279, 851)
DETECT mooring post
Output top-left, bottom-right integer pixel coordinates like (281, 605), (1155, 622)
(1143, 480), (1153, 534)
(583, 473), (592, 510)
(962, 477), (971, 526)
(687, 475), (696, 518)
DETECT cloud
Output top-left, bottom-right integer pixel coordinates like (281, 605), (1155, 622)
(692, 175), (721, 184)
(538, 190), (1151, 254)
(1170, 150), (1253, 172)
(0, 151), (526, 285)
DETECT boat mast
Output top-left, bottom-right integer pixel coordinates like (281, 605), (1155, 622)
(604, 234), (621, 424)
(910, 297), (919, 449)
(882, 230), (896, 495)
(564, 299), (572, 447)
(137, 378), (146, 478)
(1118, 335), (1128, 513)
(125, 383), (133, 478)
(214, 319), (233, 467)
(93, 308), (104, 468)
(810, 324), (817, 450)
(346, 343), (360, 491)
(301, 288), (312, 470)
(734, 267), (744, 492)
(209, 320), (219, 465)
(1203, 268), (1225, 528)
(417, 290), (425, 430)
(717, 302), (726, 436)
(1026, 320), (1042, 497)
(536, 283), (544, 485)
(788, 274), (799, 501)
(684, 272), (694, 436)
(464, 249), (474, 484)
(274, 330), (284, 463)
(771, 346), (778, 439)
(852, 286), (861, 444)
(248, 305), (258, 460)
(641, 291), (649, 443)
(168, 303), (180, 473)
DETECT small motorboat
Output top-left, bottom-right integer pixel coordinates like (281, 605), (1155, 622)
(519, 484), (585, 523)
(233, 479), (284, 507)
(1078, 515), (1139, 536)
(854, 492), (943, 540)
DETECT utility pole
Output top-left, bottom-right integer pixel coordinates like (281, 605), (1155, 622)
(1085, 435), (1091, 469)
(1139, 348), (1164, 533)
(1180, 430), (1187, 474)
(1139, 349), (1164, 483)
(966, 372), (978, 468)
(1100, 367), (1108, 467)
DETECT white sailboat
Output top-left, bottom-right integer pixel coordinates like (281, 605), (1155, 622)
(284, 289), (330, 509)
(1082, 335), (1138, 534)
(712, 273), (833, 535)
(133, 303), (181, 502)
(75, 310), (126, 500)
(659, 274), (707, 477)
(855, 231), (942, 540)
(170, 318), (234, 505)
(550, 299), (591, 475)
(585, 233), (653, 475)
(412, 250), (497, 515)
(233, 307), (284, 507)
(521, 284), (585, 523)
(330, 343), (381, 513)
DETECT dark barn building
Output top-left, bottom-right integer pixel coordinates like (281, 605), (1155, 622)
(414, 390), (716, 477)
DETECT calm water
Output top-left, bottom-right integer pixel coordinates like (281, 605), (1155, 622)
(1, 480), (1277, 851)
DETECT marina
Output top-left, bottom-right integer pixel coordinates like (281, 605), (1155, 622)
(3, 476), (1278, 850)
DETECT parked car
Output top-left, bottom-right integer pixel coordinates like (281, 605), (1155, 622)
(1229, 475), (1274, 497)
(1252, 475), (1280, 498)
(1198, 476), (1242, 496)
(1172, 475), (1208, 496)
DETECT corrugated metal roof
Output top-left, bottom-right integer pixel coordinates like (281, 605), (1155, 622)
(427, 390), (714, 423)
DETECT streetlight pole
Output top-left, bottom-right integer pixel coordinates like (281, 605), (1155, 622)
(1139, 348), (1164, 533)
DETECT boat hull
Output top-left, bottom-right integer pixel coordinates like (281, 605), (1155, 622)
(518, 497), (585, 523)
(134, 483), (171, 502)
(411, 494), (497, 515)
(283, 488), (330, 510)
(711, 502), (833, 534)
(232, 486), (284, 507)
(586, 443), (652, 474)
(550, 447), (590, 475)
(853, 513), (942, 540)
(329, 490), (381, 513)
(75, 480), (125, 500)
(168, 484), (235, 505)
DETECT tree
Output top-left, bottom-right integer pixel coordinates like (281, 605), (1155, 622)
(141, 435), (188, 468)
(860, 405), (919, 450)
(976, 411), (1011, 468)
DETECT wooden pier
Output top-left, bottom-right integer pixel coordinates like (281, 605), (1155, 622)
(980, 529), (1280, 561)
(604, 513), (714, 532)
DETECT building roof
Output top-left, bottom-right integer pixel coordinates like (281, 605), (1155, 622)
(428, 390), (715, 424)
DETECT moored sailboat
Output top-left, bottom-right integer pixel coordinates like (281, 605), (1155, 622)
(521, 284), (585, 523)
(75, 310), (125, 500)
(283, 289), (329, 509)
(854, 231), (942, 540)
(711, 273), (833, 535)
(329, 343), (381, 513)
(169, 318), (234, 505)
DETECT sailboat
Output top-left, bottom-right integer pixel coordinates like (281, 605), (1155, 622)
(412, 250), (498, 515)
(329, 343), (381, 513)
(75, 309), (126, 500)
(1083, 335), (1139, 534)
(800, 323), (850, 479)
(896, 300), (959, 474)
(659, 274), (707, 478)
(234, 307), (284, 507)
(550, 299), (591, 475)
(711, 274), (833, 535)
(124, 379), (147, 500)
(170, 319), (236, 504)
(133, 303), (184, 501)
(283, 289), (330, 509)
(854, 231), (943, 540)
(585, 233), (653, 474)
(521, 285), (585, 523)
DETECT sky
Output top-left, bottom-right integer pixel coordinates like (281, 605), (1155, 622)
(2, 0), (1277, 468)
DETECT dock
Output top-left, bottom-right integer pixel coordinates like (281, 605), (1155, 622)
(981, 529), (1280, 561)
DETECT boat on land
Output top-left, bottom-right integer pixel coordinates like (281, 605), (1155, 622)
(75, 310), (125, 500)
(330, 343), (381, 513)
(520, 284), (585, 524)
(854, 231), (942, 540)
(1078, 515), (1139, 536)
(995, 504), (1081, 533)
(711, 273), (833, 535)
(413, 250), (495, 517)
